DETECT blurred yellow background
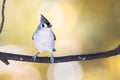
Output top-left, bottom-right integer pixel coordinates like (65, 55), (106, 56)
(0, 0), (120, 80)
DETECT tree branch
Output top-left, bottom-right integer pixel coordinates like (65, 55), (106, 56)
(0, 0), (6, 33)
(0, 45), (120, 65)
(0, 0), (120, 65)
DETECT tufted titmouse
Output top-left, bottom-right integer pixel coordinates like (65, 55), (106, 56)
(32, 14), (56, 63)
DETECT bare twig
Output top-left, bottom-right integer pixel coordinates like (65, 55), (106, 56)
(0, 45), (120, 65)
(0, 0), (6, 33)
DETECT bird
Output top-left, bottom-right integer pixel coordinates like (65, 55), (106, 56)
(32, 14), (56, 63)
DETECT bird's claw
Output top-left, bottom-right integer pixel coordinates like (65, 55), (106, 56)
(32, 55), (37, 61)
(50, 53), (54, 63)
(50, 56), (54, 63)
(32, 52), (39, 61)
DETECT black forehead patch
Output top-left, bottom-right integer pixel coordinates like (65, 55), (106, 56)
(46, 22), (50, 25)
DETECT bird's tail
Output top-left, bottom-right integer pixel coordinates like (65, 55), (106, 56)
(53, 48), (56, 52)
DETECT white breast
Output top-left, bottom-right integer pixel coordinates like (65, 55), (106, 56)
(33, 28), (55, 53)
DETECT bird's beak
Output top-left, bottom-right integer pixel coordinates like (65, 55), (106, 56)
(48, 25), (52, 28)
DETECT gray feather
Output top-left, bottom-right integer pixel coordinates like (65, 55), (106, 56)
(53, 32), (56, 40)
(32, 35), (34, 40)
(40, 14), (50, 25)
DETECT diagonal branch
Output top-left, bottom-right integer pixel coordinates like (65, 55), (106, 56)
(0, 0), (6, 33)
(0, 45), (120, 65)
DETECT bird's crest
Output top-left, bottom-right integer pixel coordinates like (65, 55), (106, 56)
(40, 14), (50, 25)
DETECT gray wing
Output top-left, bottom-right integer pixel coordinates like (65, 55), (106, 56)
(53, 32), (56, 40)
(32, 33), (34, 40)
(53, 32), (56, 52)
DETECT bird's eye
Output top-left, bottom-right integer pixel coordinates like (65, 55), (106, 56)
(41, 24), (44, 27)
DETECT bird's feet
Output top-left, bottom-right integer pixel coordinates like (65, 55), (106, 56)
(50, 53), (54, 63)
(32, 52), (40, 61)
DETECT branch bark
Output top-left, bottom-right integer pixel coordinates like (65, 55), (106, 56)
(0, 45), (120, 65)
(0, 0), (6, 33)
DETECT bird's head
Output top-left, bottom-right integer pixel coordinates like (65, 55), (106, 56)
(39, 14), (52, 30)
